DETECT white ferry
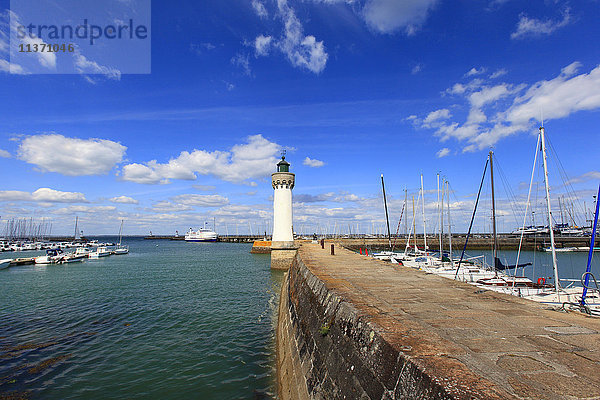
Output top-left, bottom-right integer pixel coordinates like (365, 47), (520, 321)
(184, 224), (218, 242)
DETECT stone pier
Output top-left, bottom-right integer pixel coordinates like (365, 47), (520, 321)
(277, 242), (600, 399)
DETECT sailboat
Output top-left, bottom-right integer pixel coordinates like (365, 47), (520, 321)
(512, 127), (600, 314)
(114, 220), (129, 255)
(417, 172), (499, 282)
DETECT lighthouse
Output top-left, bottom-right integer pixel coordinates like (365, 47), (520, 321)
(270, 154), (297, 269)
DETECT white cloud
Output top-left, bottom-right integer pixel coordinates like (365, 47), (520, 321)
(436, 148), (450, 158)
(504, 62), (600, 126)
(0, 59), (27, 75)
(511, 9), (571, 39)
(411, 64), (422, 74)
(567, 171), (600, 185)
(423, 108), (451, 125)
(303, 157), (325, 167)
(151, 201), (192, 213)
(252, 0), (269, 18)
(254, 34), (273, 56)
(18, 134), (127, 176)
(490, 69), (507, 79)
(0, 190), (32, 201)
(275, 0), (328, 74)
(0, 188), (87, 203)
(8, 11), (56, 70)
(110, 196), (139, 204)
(466, 67), (486, 77)
(171, 194), (229, 207)
(121, 134), (281, 185)
(416, 62), (600, 152)
(32, 188), (87, 203)
(469, 84), (515, 108)
(73, 50), (121, 81)
(362, 0), (438, 34)
(0, 148), (10, 158)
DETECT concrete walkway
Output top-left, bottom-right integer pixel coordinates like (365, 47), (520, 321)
(300, 242), (600, 399)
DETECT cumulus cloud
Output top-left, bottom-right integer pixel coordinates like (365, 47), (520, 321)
(110, 195), (139, 204)
(275, 0), (328, 74)
(18, 134), (126, 176)
(252, 0), (327, 74)
(303, 157), (325, 167)
(0, 188), (87, 203)
(0, 148), (10, 158)
(423, 108), (451, 126)
(32, 188), (87, 203)
(121, 134), (281, 185)
(414, 62), (600, 152)
(362, 0), (439, 34)
(436, 148), (450, 158)
(511, 9), (571, 39)
(251, 0), (439, 73)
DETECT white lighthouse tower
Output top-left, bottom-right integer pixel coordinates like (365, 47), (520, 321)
(270, 153), (297, 269)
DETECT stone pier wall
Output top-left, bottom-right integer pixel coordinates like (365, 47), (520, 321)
(276, 252), (493, 400)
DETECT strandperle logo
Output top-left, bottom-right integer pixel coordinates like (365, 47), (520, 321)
(15, 19), (149, 45)
(9, 0), (151, 75)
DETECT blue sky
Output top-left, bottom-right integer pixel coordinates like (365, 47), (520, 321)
(0, 0), (599, 236)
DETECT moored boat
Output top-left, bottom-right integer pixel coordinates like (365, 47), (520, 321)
(185, 224), (218, 242)
(0, 258), (11, 270)
(88, 247), (111, 259)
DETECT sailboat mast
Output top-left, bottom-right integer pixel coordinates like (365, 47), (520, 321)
(440, 180), (444, 256)
(73, 216), (78, 239)
(413, 195), (416, 251)
(489, 150), (498, 263)
(421, 174), (427, 253)
(446, 180), (452, 262)
(437, 173), (441, 255)
(381, 174), (392, 250)
(118, 220), (123, 246)
(404, 188), (408, 236)
(540, 126), (560, 292)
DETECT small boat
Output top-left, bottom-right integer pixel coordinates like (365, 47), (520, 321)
(113, 220), (129, 255)
(9, 257), (35, 266)
(35, 249), (64, 264)
(88, 247), (111, 259)
(0, 259), (12, 270)
(62, 247), (89, 263)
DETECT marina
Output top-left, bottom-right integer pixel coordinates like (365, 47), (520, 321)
(0, 239), (281, 399)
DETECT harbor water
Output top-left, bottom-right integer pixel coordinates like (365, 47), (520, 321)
(0, 238), (283, 399)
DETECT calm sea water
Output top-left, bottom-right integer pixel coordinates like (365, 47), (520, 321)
(0, 238), (284, 399)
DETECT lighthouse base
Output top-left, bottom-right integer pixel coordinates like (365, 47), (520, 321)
(270, 241), (297, 270)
